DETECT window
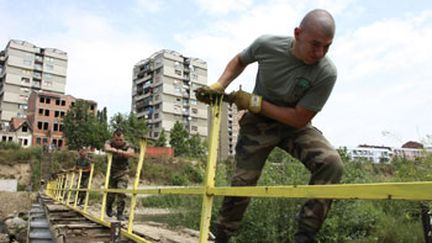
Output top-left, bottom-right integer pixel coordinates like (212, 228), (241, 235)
(58, 139), (63, 147)
(22, 126), (28, 132)
(54, 111), (60, 117)
(43, 122), (49, 130)
(23, 60), (32, 66)
(38, 109), (44, 115)
(21, 77), (30, 84)
(53, 123), (59, 131)
(45, 64), (54, 70)
(61, 100), (66, 106)
(44, 110), (50, 116)
(42, 137), (48, 144)
(60, 124), (64, 132)
(37, 122), (43, 129)
(60, 111), (65, 117)
(23, 139), (28, 146)
(36, 137), (41, 144)
(1, 136), (6, 142)
(154, 113), (159, 119)
(40, 97), (45, 103)
(55, 99), (60, 105)
(192, 108), (198, 114)
(46, 98), (51, 104)
(44, 73), (53, 80)
(43, 80), (52, 87)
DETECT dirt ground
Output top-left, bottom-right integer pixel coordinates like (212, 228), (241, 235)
(0, 192), (36, 219)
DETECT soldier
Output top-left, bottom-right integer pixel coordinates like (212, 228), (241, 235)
(74, 147), (91, 206)
(197, 9), (344, 243)
(104, 128), (135, 220)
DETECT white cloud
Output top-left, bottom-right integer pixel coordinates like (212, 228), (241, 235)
(135, 0), (165, 13)
(318, 10), (432, 147)
(193, 0), (253, 15)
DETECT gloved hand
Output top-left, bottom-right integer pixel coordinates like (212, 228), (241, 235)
(229, 90), (262, 113)
(208, 82), (225, 92)
(194, 82), (225, 104)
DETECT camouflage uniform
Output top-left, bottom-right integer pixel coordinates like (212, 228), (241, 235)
(216, 112), (343, 242)
(106, 140), (132, 215)
(75, 156), (91, 204)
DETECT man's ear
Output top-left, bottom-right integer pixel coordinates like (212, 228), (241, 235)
(294, 27), (302, 40)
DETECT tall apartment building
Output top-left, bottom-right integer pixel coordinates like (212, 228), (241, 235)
(132, 50), (208, 141)
(213, 103), (243, 161)
(27, 91), (97, 149)
(0, 40), (67, 130)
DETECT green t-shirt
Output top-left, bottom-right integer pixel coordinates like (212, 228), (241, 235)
(240, 35), (337, 112)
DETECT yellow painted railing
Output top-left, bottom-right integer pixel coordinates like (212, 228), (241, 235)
(46, 95), (432, 242)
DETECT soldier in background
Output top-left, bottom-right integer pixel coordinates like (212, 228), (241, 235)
(74, 147), (91, 206)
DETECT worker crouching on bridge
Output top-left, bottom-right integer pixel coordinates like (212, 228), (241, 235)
(196, 9), (344, 243)
(104, 128), (135, 221)
(74, 147), (92, 206)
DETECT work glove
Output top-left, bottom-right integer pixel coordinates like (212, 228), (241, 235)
(194, 82), (225, 104)
(229, 89), (262, 113)
(208, 82), (225, 92)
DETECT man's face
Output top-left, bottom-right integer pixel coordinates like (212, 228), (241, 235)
(113, 134), (125, 147)
(79, 149), (87, 157)
(294, 27), (333, 64)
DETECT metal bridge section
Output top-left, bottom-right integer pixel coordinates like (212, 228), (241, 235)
(46, 95), (432, 242)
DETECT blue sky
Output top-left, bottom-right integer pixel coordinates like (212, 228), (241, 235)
(1, 0), (432, 148)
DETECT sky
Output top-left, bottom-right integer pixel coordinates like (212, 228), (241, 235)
(0, 0), (431, 148)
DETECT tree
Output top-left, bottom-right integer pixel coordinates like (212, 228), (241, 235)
(155, 129), (167, 147)
(187, 134), (206, 159)
(169, 121), (189, 156)
(63, 100), (110, 150)
(109, 112), (148, 148)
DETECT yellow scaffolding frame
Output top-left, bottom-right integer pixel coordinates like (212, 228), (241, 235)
(46, 96), (432, 242)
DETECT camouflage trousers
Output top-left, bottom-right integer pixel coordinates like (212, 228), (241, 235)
(216, 112), (344, 240)
(78, 172), (90, 203)
(106, 173), (129, 214)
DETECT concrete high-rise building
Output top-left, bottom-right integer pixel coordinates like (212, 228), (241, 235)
(0, 40), (67, 130)
(132, 49), (208, 141)
(213, 103), (243, 161)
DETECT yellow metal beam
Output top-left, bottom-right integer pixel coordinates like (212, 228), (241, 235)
(101, 153), (113, 221)
(199, 96), (224, 243)
(90, 186), (205, 195)
(66, 172), (75, 206)
(84, 163), (95, 213)
(128, 138), (147, 233)
(209, 181), (432, 201)
(73, 169), (83, 208)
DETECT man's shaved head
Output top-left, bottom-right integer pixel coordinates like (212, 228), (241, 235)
(300, 9), (335, 38)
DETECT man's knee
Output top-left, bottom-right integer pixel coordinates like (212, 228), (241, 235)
(231, 168), (261, 187)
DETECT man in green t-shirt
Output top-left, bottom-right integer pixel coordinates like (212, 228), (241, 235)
(104, 128), (135, 221)
(197, 9), (343, 243)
